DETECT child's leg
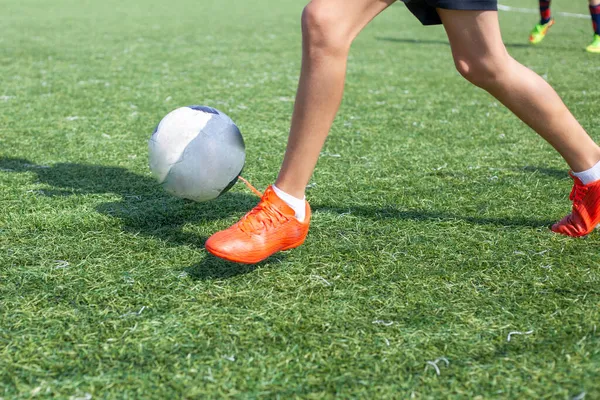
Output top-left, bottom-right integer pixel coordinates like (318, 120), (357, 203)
(205, 0), (397, 263)
(275, 0), (396, 198)
(439, 9), (600, 172)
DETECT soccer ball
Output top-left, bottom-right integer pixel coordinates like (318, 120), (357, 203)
(148, 105), (245, 202)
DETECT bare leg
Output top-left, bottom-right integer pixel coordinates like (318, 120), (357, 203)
(439, 9), (600, 172)
(274, 0), (396, 198)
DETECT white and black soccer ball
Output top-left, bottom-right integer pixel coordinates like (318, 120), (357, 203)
(148, 105), (245, 202)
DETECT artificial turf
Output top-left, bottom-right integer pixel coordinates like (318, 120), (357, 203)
(1, 0), (599, 398)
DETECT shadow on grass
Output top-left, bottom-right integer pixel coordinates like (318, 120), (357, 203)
(184, 253), (287, 281)
(521, 166), (567, 179)
(1, 156), (560, 231)
(428, 166), (568, 181)
(312, 204), (554, 229)
(376, 36), (532, 49)
(0, 157), (257, 249)
(1, 157), (559, 271)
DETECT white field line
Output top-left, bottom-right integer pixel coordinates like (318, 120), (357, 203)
(498, 4), (589, 19)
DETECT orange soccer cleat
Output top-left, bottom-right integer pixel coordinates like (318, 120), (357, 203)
(551, 173), (600, 237)
(205, 184), (311, 264)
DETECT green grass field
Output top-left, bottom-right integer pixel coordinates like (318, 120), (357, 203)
(1, 0), (599, 398)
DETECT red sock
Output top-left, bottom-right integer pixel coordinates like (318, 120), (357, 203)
(540, 0), (552, 24)
(590, 4), (600, 35)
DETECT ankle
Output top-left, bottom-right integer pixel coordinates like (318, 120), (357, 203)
(571, 149), (600, 173)
(272, 185), (306, 222)
(273, 180), (306, 199)
(572, 159), (600, 185)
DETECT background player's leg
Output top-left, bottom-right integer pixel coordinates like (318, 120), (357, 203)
(589, 0), (600, 33)
(274, 0), (396, 198)
(439, 9), (600, 172)
(540, 0), (552, 24)
(587, 0), (600, 52)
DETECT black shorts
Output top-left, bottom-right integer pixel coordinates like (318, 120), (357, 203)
(402, 0), (498, 25)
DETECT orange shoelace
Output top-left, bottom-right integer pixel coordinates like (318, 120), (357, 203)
(238, 176), (262, 197)
(239, 201), (290, 233)
(570, 181), (589, 204)
(236, 176), (290, 233)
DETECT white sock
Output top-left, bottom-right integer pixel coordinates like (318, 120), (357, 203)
(272, 185), (306, 222)
(572, 160), (600, 185)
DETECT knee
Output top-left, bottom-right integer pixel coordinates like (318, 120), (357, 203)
(301, 2), (352, 56)
(454, 55), (509, 89)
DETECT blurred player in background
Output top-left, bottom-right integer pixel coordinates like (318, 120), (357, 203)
(206, 0), (600, 264)
(529, 0), (600, 52)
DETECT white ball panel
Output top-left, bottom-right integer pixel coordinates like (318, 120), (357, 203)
(149, 105), (245, 202)
(161, 121), (245, 202)
(148, 107), (213, 183)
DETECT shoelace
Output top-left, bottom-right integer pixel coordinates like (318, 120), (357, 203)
(239, 201), (289, 233)
(236, 176), (290, 233)
(569, 181), (589, 204)
(238, 176), (262, 197)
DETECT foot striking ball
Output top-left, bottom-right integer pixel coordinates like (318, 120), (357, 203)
(149, 106), (245, 202)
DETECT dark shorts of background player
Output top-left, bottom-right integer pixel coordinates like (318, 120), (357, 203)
(402, 0), (498, 25)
